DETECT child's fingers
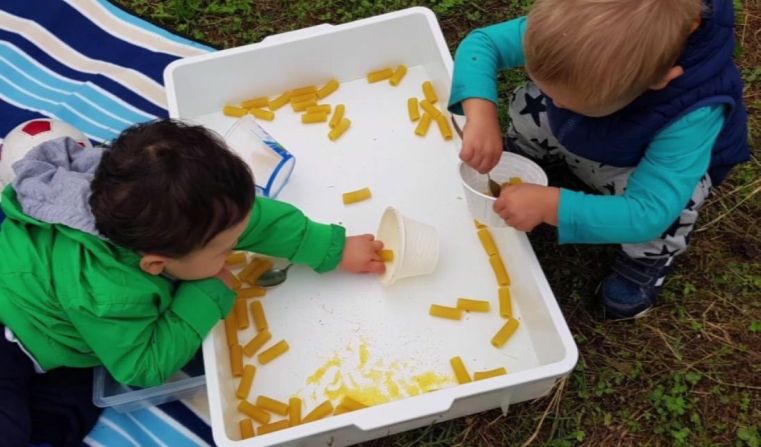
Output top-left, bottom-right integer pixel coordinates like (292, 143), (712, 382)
(366, 260), (386, 274)
(371, 240), (384, 252)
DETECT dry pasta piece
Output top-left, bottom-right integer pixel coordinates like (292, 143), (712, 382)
(230, 344), (244, 377)
(239, 418), (255, 439)
(435, 114), (453, 140)
(290, 91), (318, 104)
(389, 65), (408, 86)
(306, 104), (331, 114)
(224, 315), (238, 347)
(302, 400), (333, 423)
(257, 419), (290, 435)
(328, 118), (351, 141)
(258, 340), (289, 364)
(292, 99), (317, 112)
(289, 397), (302, 425)
(256, 395), (290, 416)
(269, 91), (291, 111)
(367, 67), (394, 83)
(429, 304), (463, 320)
(223, 105), (248, 117)
(234, 299), (249, 330)
(498, 286), (512, 318)
(422, 81), (438, 103)
(302, 112), (329, 124)
(249, 107), (275, 121)
(342, 187), (371, 205)
(231, 274), (242, 290)
(238, 286), (266, 299)
(239, 258), (265, 282)
(251, 300), (268, 332)
(380, 250), (394, 262)
(407, 98), (420, 122)
(329, 104), (345, 129)
(339, 395), (367, 411)
(243, 259), (274, 285)
(419, 100), (441, 118)
(290, 85), (317, 96)
(242, 96), (269, 109)
(334, 406), (352, 415)
(317, 79), (339, 99)
(450, 356), (472, 384)
(243, 329), (271, 357)
(238, 400), (271, 425)
(477, 228), (498, 257)
(508, 177), (523, 186)
(457, 298), (491, 312)
(473, 367), (508, 380)
(236, 364), (257, 399)
(226, 252), (247, 266)
(415, 113), (433, 137)
(489, 255), (511, 286)
(491, 317), (520, 348)
(474, 220), (487, 229)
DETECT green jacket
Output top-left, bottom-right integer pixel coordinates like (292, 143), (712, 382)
(0, 187), (345, 387)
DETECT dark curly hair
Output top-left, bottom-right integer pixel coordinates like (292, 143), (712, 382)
(90, 119), (254, 257)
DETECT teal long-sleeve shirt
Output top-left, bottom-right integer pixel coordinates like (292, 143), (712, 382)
(449, 17), (725, 244)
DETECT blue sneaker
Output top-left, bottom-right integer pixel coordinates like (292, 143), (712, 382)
(598, 251), (673, 320)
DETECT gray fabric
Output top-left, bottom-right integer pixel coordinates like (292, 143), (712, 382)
(12, 137), (104, 236)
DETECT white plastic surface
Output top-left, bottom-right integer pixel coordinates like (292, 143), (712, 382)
(460, 153), (549, 227)
(164, 7), (577, 447)
(376, 207), (440, 286)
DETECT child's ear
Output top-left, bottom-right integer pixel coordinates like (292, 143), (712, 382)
(651, 66), (685, 91)
(140, 254), (167, 276)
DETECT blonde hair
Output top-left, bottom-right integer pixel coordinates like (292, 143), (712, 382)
(524, 0), (702, 109)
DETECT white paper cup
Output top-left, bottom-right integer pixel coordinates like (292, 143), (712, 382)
(376, 207), (440, 286)
(459, 152), (548, 227)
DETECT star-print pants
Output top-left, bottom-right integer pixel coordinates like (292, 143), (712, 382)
(506, 82), (712, 271)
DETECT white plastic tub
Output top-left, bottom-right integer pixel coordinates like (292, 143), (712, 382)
(165, 7), (577, 446)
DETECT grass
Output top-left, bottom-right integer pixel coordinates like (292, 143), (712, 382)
(115, 0), (760, 445)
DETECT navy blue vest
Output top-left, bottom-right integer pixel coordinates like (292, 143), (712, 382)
(546, 0), (749, 185)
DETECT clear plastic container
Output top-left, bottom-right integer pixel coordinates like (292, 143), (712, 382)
(92, 350), (206, 413)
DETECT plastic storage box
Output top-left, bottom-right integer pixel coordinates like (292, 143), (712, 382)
(165, 7), (577, 446)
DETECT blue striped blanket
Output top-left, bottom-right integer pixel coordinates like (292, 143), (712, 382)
(1, 1), (216, 445)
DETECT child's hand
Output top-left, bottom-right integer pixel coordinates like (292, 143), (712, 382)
(493, 184), (560, 232)
(214, 266), (237, 289)
(340, 234), (386, 274)
(461, 98), (503, 173)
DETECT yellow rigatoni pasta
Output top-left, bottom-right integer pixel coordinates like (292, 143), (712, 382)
(333, 406), (352, 415)
(230, 344), (243, 377)
(306, 104), (331, 115)
(489, 255), (511, 286)
(234, 299), (249, 330)
(238, 286), (266, 299)
(256, 395), (290, 416)
(508, 177), (523, 185)
(342, 187), (371, 205)
(367, 67), (394, 83)
(243, 259), (274, 285)
(422, 81), (438, 103)
(473, 367), (508, 380)
(302, 400), (333, 423)
(242, 97), (269, 109)
(429, 304), (463, 320)
(224, 315), (238, 347)
(328, 118), (351, 141)
(491, 318), (520, 348)
(236, 365), (257, 399)
(289, 397), (302, 425)
(380, 250), (394, 262)
(290, 85), (317, 96)
(292, 99), (317, 112)
(339, 395), (367, 411)
(419, 100), (441, 118)
(389, 65), (408, 86)
(301, 112), (329, 124)
(329, 104), (345, 129)
(435, 114), (453, 140)
(258, 340), (289, 365)
(457, 298), (491, 312)
(226, 252), (247, 266)
(477, 228), (498, 256)
(317, 79), (339, 99)
(269, 91), (291, 111)
(231, 275), (242, 290)
(257, 419), (290, 435)
(251, 300), (267, 332)
(290, 92), (317, 104)
(474, 220), (487, 229)
(239, 258), (265, 282)
(243, 329), (272, 357)
(238, 400), (271, 425)
(450, 356), (472, 384)
(407, 97), (420, 122)
(415, 113), (433, 137)
(498, 286), (513, 318)
(239, 418), (255, 439)
(223, 105), (248, 117)
(249, 107), (275, 121)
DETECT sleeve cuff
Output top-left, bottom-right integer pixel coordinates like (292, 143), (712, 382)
(557, 188), (579, 244)
(172, 279), (236, 336)
(290, 221), (346, 273)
